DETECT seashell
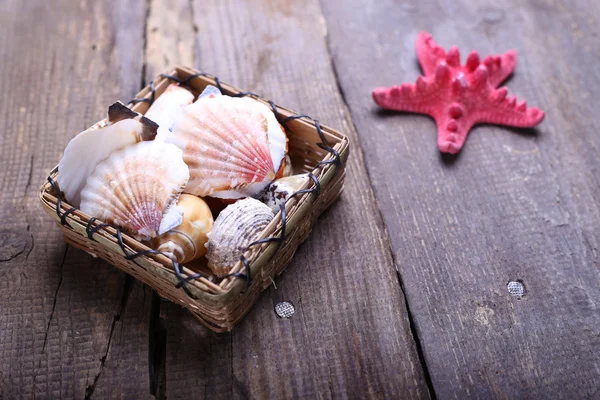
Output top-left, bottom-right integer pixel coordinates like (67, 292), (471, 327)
(205, 198), (274, 277)
(168, 87), (287, 199)
(145, 84), (194, 141)
(80, 140), (189, 240)
(58, 102), (158, 206)
(277, 154), (293, 178)
(262, 173), (309, 213)
(153, 194), (214, 263)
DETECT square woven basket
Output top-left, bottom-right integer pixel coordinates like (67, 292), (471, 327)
(40, 66), (349, 332)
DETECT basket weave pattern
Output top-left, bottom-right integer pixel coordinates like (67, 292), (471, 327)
(40, 67), (349, 332)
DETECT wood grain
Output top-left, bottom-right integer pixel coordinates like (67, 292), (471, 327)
(146, 0), (429, 398)
(0, 0), (152, 397)
(4, 0), (597, 397)
(320, 0), (600, 397)
(145, 0), (197, 83)
(91, 279), (154, 399)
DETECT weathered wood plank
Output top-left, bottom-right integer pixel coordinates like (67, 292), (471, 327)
(145, 0), (196, 83)
(0, 0), (152, 397)
(145, 0), (430, 398)
(91, 280), (155, 399)
(320, 0), (600, 397)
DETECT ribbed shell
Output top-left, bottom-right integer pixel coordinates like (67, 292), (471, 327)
(58, 103), (158, 206)
(205, 198), (274, 277)
(80, 141), (189, 240)
(168, 95), (287, 198)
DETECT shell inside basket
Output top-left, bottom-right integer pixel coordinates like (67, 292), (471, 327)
(40, 66), (349, 332)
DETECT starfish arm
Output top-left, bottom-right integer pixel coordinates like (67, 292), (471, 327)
(372, 78), (439, 115)
(433, 112), (476, 154)
(483, 50), (517, 88)
(474, 87), (545, 128)
(415, 32), (446, 76)
(372, 32), (539, 154)
(373, 61), (459, 114)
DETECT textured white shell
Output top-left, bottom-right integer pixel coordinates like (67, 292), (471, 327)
(58, 118), (153, 206)
(145, 84), (194, 141)
(205, 198), (274, 277)
(80, 141), (189, 240)
(262, 173), (309, 213)
(168, 94), (287, 198)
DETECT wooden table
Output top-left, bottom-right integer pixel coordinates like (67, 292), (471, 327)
(1, 0), (599, 398)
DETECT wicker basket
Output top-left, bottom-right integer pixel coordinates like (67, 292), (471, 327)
(39, 66), (349, 332)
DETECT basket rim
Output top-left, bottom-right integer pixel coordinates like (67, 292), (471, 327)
(39, 66), (350, 303)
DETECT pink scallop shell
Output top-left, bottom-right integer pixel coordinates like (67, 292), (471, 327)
(80, 141), (190, 240)
(169, 95), (286, 198)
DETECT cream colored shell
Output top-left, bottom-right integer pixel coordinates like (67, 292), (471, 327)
(262, 173), (309, 213)
(58, 102), (158, 206)
(80, 141), (189, 240)
(205, 198), (274, 277)
(145, 84), (194, 141)
(153, 194), (214, 263)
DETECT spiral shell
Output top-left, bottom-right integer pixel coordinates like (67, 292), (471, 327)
(80, 140), (189, 240)
(58, 102), (158, 206)
(153, 194), (214, 263)
(168, 91), (287, 199)
(205, 198), (274, 277)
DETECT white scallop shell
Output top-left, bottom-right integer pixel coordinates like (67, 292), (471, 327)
(58, 102), (158, 206)
(168, 92), (287, 199)
(80, 141), (189, 240)
(145, 84), (194, 141)
(205, 198), (274, 277)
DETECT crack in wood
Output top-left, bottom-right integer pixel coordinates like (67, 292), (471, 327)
(0, 247), (25, 263)
(0, 230), (28, 264)
(395, 270), (437, 400)
(140, 0), (153, 88)
(148, 291), (166, 399)
(24, 154), (34, 195)
(24, 233), (34, 263)
(42, 245), (69, 352)
(139, 1), (171, 397)
(316, 1), (436, 397)
(84, 275), (134, 399)
(188, 0), (199, 34)
(230, 333), (234, 398)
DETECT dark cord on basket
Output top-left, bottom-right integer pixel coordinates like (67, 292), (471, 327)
(158, 72), (225, 94)
(51, 72), (343, 297)
(129, 81), (156, 105)
(47, 176), (76, 228)
(228, 202), (287, 288)
(113, 226), (208, 297)
(86, 217), (110, 240)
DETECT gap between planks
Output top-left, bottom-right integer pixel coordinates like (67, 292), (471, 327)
(140, 0), (435, 396)
(315, 1), (437, 397)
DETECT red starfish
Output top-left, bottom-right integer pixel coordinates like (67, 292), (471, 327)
(372, 32), (545, 154)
